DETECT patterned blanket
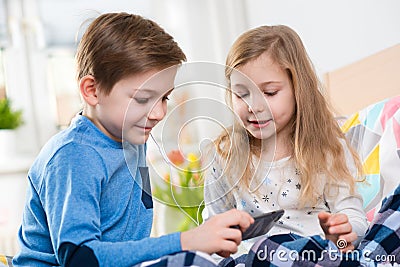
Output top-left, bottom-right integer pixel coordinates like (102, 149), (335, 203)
(245, 184), (400, 266)
(0, 255), (12, 267)
(341, 96), (400, 215)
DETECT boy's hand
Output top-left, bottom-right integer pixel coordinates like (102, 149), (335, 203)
(181, 209), (254, 257)
(318, 211), (357, 252)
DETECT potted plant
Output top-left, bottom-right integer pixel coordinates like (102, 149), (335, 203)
(0, 98), (23, 160)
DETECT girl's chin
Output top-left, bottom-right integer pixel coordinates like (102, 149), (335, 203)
(247, 129), (275, 141)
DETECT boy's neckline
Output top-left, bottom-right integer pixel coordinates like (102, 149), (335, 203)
(75, 115), (124, 148)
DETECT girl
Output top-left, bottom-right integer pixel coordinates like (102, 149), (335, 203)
(202, 25), (368, 253)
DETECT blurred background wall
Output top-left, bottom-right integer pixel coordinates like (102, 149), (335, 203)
(0, 0), (399, 155)
(0, 0), (399, 255)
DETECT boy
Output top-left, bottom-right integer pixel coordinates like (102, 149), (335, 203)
(13, 12), (253, 267)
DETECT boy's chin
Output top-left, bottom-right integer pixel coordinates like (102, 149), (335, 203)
(124, 134), (150, 145)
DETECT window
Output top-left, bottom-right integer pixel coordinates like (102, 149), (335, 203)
(0, 0), (7, 99)
(47, 51), (81, 128)
(0, 49), (5, 99)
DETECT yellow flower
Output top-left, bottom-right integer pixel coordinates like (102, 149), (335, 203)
(187, 152), (200, 169)
(152, 149), (205, 232)
(163, 173), (170, 183)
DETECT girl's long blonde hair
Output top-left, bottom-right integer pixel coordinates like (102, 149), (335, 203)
(215, 25), (363, 206)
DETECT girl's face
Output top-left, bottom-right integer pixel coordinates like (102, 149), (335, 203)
(230, 52), (295, 144)
(93, 67), (177, 145)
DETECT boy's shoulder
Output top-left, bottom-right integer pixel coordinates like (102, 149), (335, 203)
(32, 116), (105, 167)
(33, 115), (146, 169)
(45, 115), (97, 150)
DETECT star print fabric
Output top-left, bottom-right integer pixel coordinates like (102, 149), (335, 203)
(202, 146), (368, 249)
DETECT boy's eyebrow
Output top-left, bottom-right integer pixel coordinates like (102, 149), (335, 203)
(133, 88), (156, 93)
(133, 87), (174, 93)
(132, 88), (175, 98)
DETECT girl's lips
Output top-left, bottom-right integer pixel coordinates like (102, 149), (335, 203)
(248, 119), (272, 128)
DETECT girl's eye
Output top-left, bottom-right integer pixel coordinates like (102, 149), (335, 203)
(264, 91), (277, 96)
(134, 98), (149, 104)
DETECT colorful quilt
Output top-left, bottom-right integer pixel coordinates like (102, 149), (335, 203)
(340, 96), (400, 217)
(0, 255), (12, 267)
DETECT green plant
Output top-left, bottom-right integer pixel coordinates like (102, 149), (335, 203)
(152, 150), (205, 232)
(0, 98), (23, 129)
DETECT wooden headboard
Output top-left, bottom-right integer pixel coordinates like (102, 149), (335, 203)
(323, 44), (400, 116)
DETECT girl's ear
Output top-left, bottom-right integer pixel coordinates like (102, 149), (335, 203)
(79, 75), (98, 106)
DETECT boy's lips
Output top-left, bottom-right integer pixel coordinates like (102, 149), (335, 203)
(137, 125), (155, 132)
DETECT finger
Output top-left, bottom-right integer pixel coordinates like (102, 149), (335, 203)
(338, 232), (358, 244)
(219, 239), (239, 254)
(328, 223), (352, 235)
(220, 228), (242, 245)
(238, 214), (254, 231)
(328, 213), (348, 226)
(318, 211), (331, 225)
(221, 209), (254, 229)
(217, 251), (231, 258)
(339, 243), (355, 253)
(214, 239), (239, 256)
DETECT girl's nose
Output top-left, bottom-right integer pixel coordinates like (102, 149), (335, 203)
(249, 97), (266, 113)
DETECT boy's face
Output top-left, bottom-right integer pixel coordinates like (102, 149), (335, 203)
(94, 67), (177, 145)
(230, 52), (295, 144)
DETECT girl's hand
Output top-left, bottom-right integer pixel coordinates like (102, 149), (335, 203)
(318, 211), (357, 252)
(181, 209), (254, 257)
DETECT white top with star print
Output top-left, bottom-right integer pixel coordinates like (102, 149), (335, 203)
(202, 145), (368, 248)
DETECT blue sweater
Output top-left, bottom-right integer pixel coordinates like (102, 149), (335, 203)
(13, 115), (182, 267)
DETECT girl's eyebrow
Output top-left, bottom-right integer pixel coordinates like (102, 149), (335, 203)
(258, 81), (283, 87)
(232, 82), (281, 91)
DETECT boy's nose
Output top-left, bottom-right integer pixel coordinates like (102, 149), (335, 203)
(148, 100), (166, 121)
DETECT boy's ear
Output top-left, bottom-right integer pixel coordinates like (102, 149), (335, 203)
(79, 75), (99, 106)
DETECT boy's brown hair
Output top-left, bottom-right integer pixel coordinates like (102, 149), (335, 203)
(76, 12), (186, 94)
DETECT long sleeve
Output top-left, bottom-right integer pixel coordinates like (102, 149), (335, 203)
(15, 143), (182, 267)
(202, 159), (236, 221)
(324, 181), (368, 246)
(14, 116), (183, 267)
(324, 141), (369, 246)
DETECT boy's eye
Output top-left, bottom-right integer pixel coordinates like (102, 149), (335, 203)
(234, 93), (249, 99)
(134, 98), (149, 104)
